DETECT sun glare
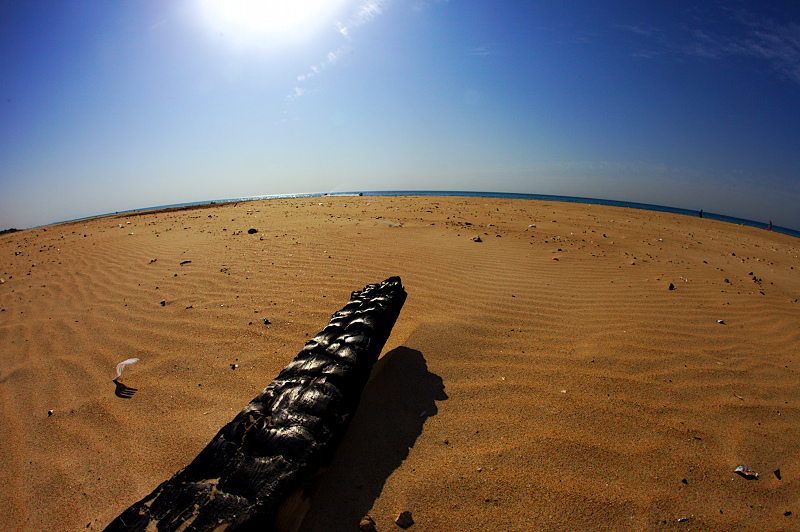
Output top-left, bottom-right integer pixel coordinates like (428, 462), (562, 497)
(198, 0), (350, 49)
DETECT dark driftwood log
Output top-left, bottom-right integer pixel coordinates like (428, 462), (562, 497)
(105, 277), (407, 532)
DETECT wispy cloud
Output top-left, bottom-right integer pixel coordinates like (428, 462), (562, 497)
(725, 20), (799, 84)
(346, 0), (389, 30)
(616, 24), (655, 37)
(291, 44), (350, 88)
(687, 19), (800, 84)
(288, 0), (391, 100)
(286, 86), (307, 101)
(411, 0), (449, 14)
(467, 42), (510, 58)
(618, 9), (800, 85)
(469, 46), (492, 57)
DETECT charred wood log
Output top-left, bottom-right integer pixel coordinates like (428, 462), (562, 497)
(105, 276), (407, 531)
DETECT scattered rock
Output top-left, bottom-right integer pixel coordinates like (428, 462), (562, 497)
(149, 258), (157, 263)
(160, 300), (166, 307)
(48, 410), (53, 417)
(359, 515), (376, 532)
(248, 228), (258, 234)
(395, 511), (414, 529)
(717, 319), (725, 324)
(180, 260), (191, 265)
(473, 236), (482, 242)
(774, 469), (782, 480)
(668, 283), (675, 291)
(734, 465), (758, 480)
(263, 318), (271, 325)
(231, 364), (238, 370)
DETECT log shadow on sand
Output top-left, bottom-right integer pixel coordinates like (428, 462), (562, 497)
(299, 346), (447, 532)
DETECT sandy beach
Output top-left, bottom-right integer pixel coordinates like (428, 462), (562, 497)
(1, 195), (799, 531)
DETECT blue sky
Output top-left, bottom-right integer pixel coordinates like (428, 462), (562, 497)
(2, 1), (799, 230)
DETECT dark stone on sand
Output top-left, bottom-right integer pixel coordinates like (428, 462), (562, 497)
(473, 236), (482, 242)
(160, 300), (166, 306)
(248, 228), (258, 234)
(359, 515), (376, 531)
(395, 511), (414, 529)
(104, 277), (407, 532)
(668, 283), (675, 291)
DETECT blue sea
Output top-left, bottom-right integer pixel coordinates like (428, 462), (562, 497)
(123, 190), (800, 240)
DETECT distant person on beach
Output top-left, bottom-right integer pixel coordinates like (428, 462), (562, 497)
(699, 209), (703, 218)
(768, 220), (773, 231)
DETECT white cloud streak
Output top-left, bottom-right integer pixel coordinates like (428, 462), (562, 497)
(615, 24), (654, 37)
(618, 9), (800, 86)
(286, 86), (307, 101)
(735, 22), (800, 84)
(288, 0), (391, 99)
(336, 0), (390, 36)
(348, 0), (390, 29)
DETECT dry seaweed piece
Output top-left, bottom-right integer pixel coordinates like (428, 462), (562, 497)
(104, 277), (406, 532)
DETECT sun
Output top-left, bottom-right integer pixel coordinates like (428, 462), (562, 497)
(197, 0), (350, 49)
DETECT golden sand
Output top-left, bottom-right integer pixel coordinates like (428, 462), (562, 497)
(1, 196), (799, 531)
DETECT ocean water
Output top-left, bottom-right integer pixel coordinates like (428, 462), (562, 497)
(129, 190), (800, 240)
